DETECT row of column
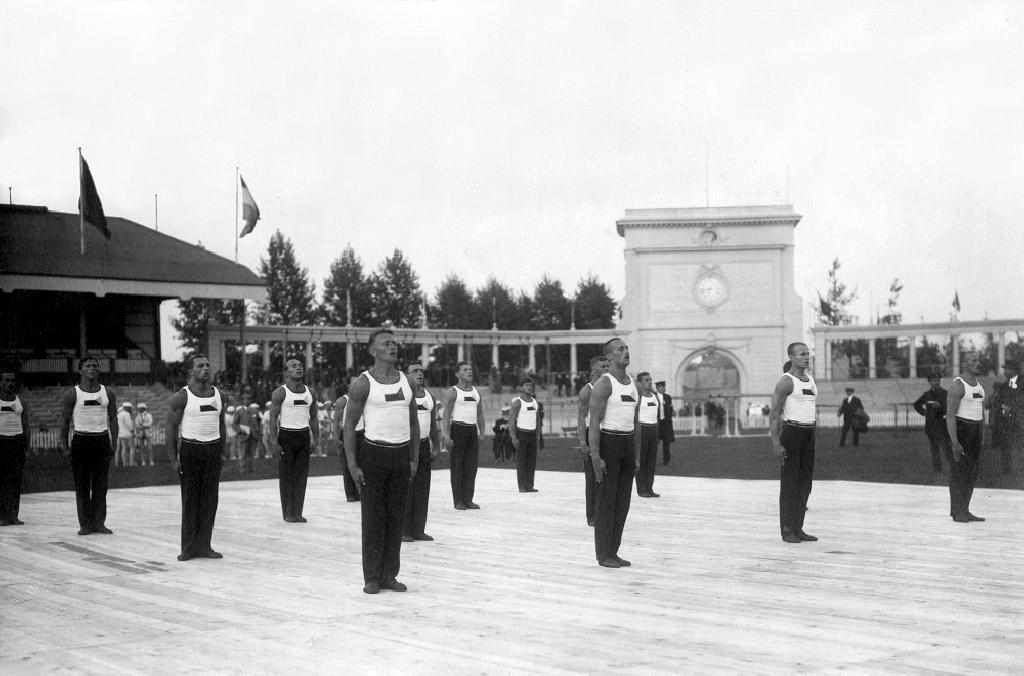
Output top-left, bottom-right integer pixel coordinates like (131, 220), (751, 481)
(820, 332), (1010, 379)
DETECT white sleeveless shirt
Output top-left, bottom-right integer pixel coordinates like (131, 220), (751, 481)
(955, 377), (985, 421)
(514, 396), (538, 431)
(638, 393), (660, 425)
(781, 372), (817, 424)
(0, 396), (24, 437)
(581, 382), (594, 428)
(450, 386), (480, 425)
(341, 394), (365, 432)
(362, 371), (413, 445)
(278, 385), (312, 430)
(180, 386), (223, 442)
(600, 373), (638, 433)
(415, 390), (434, 440)
(73, 385), (110, 433)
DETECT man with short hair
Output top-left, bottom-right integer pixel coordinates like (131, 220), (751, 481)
(0, 368), (30, 526)
(442, 361), (484, 510)
(587, 339), (639, 568)
(167, 354), (226, 561)
(59, 356), (119, 536)
(655, 381), (674, 466)
(946, 351), (987, 523)
(268, 358), (319, 523)
(838, 387), (864, 448)
(989, 359), (1022, 475)
(115, 403), (135, 467)
(343, 329), (419, 594)
(634, 372), (661, 498)
(134, 403), (154, 466)
(913, 374), (950, 473)
(509, 378), (541, 493)
(578, 355), (609, 527)
(403, 362), (439, 543)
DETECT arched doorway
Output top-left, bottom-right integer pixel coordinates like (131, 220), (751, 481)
(676, 348), (742, 406)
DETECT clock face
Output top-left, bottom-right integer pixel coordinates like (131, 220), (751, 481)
(694, 274), (727, 309)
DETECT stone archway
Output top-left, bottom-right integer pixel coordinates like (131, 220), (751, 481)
(675, 348), (743, 405)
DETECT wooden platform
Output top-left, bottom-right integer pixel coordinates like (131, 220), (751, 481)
(2, 469), (1023, 673)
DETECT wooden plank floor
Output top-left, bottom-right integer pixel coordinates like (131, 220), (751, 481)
(2, 469), (1023, 674)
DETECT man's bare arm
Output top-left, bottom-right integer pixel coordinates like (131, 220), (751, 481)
(58, 389), (76, 454)
(343, 377), (370, 488)
(587, 378), (612, 482)
(577, 387), (591, 454)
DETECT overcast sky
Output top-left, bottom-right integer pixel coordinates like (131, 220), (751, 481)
(4, 1), (1023, 360)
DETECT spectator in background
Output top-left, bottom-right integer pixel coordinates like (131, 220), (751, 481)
(838, 387), (864, 448)
(989, 359), (1023, 475)
(115, 403), (135, 467)
(134, 403), (154, 466)
(913, 374), (950, 473)
(492, 406), (511, 463)
(225, 405), (238, 462)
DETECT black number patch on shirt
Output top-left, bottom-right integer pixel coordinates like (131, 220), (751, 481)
(83, 399), (102, 406)
(646, 401), (657, 407)
(385, 390), (406, 402)
(973, 392), (983, 399)
(463, 396), (476, 402)
(526, 405), (536, 411)
(802, 389), (815, 396)
(417, 404), (429, 411)
(199, 404), (218, 412)
(621, 395), (636, 402)
(0, 406), (13, 412)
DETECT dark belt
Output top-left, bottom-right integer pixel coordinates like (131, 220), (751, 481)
(956, 417), (982, 426)
(783, 420), (816, 428)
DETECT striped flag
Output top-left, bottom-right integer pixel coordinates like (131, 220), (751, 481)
(239, 175), (261, 238)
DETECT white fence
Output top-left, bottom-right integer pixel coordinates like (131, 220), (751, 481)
(29, 428), (166, 451)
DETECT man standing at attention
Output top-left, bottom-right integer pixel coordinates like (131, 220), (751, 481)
(838, 387), (863, 448)
(333, 391), (363, 502)
(587, 338), (639, 568)
(634, 372), (661, 499)
(268, 358), (319, 523)
(59, 355), (118, 536)
(167, 354), (225, 560)
(343, 329), (419, 594)
(578, 355), (609, 527)
(989, 359), (1022, 475)
(655, 381), (674, 466)
(769, 343), (818, 544)
(509, 378), (541, 493)
(0, 368), (30, 526)
(912, 373), (950, 473)
(403, 362), (439, 543)
(946, 351), (986, 523)
(442, 361), (484, 510)
(134, 403), (154, 467)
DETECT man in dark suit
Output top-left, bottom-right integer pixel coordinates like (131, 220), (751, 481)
(989, 359), (1022, 475)
(913, 373), (950, 472)
(655, 381), (674, 465)
(838, 387), (863, 447)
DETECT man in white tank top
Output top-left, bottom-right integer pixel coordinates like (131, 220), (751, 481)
(0, 368), (31, 526)
(59, 355), (119, 536)
(635, 372), (661, 498)
(577, 355), (609, 527)
(333, 392), (363, 502)
(509, 378), (541, 492)
(945, 351), (986, 523)
(442, 361), (484, 510)
(587, 338), (640, 568)
(769, 342), (818, 544)
(403, 363), (439, 542)
(167, 354), (226, 561)
(344, 329), (420, 594)
(268, 358), (319, 523)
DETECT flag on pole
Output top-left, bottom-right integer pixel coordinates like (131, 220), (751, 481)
(239, 175), (261, 238)
(79, 154), (111, 239)
(952, 290), (961, 312)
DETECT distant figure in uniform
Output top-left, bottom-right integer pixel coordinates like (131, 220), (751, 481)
(0, 368), (30, 526)
(838, 387), (863, 448)
(268, 358), (319, 523)
(403, 362), (439, 543)
(333, 392), (363, 502)
(509, 378), (541, 493)
(913, 374), (950, 473)
(769, 343), (819, 544)
(946, 351), (986, 523)
(578, 355), (609, 527)
(655, 381), (674, 465)
(59, 355), (118, 536)
(634, 372), (661, 498)
(232, 391), (258, 474)
(167, 354), (225, 560)
(492, 406), (511, 463)
(587, 338), (639, 568)
(115, 403), (135, 467)
(989, 359), (1022, 475)
(134, 403), (154, 466)
(442, 361), (484, 510)
(343, 329), (419, 594)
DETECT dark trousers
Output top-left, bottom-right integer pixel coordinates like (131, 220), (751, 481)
(450, 423), (478, 506)
(278, 428), (311, 519)
(341, 431), (363, 501)
(950, 420), (982, 518)
(661, 439), (671, 465)
(636, 424), (659, 495)
(238, 435), (256, 473)
(359, 439), (411, 584)
(839, 419), (859, 447)
(70, 433), (112, 531)
(994, 425), (1020, 474)
(403, 440), (432, 537)
(516, 429), (538, 490)
(583, 455), (596, 524)
(925, 425), (951, 472)
(0, 435), (26, 522)
(779, 424), (815, 535)
(594, 431), (634, 562)
(179, 439), (223, 555)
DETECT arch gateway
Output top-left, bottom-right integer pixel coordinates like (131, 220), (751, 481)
(616, 206), (803, 405)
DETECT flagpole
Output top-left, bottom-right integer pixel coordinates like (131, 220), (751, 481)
(78, 147), (84, 255)
(235, 166), (239, 263)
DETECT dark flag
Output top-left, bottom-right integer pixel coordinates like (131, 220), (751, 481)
(952, 291), (961, 312)
(79, 154), (111, 239)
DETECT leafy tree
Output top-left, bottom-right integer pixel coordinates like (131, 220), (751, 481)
(574, 275), (617, 329)
(816, 257), (858, 326)
(172, 299), (246, 365)
(876, 278), (906, 376)
(433, 274), (484, 329)
(531, 275), (571, 330)
(475, 277), (518, 329)
(322, 245), (372, 326)
(365, 249), (422, 327)
(878, 278), (903, 326)
(259, 230), (316, 325)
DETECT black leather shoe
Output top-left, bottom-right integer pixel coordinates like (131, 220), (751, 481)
(401, 534), (414, 542)
(294, 516), (308, 523)
(12, 518), (24, 525)
(177, 552), (194, 561)
(966, 513), (986, 522)
(782, 533), (802, 543)
(93, 526), (113, 535)
(598, 558), (621, 568)
(466, 502), (481, 509)
(648, 492), (660, 498)
(614, 556), (631, 567)
(454, 503), (467, 510)
(77, 528), (91, 536)
(519, 489), (529, 493)
(527, 488), (538, 492)
(953, 514), (969, 523)
(200, 549), (223, 559)
(363, 581), (380, 594)
(413, 533), (434, 541)
(0, 520), (13, 527)
(796, 531), (818, 542)
(284, 515), (299, 523)
(381, 579), (407, 592)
